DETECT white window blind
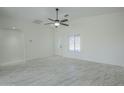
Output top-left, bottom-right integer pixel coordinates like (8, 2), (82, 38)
(69, 33), (80, 52)
(75, 34), (80, 52)
(69, 36), (75, 51)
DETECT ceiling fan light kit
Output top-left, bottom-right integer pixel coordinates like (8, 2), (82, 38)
(45, 8), (69, 28)
(54, 22), (60, 26)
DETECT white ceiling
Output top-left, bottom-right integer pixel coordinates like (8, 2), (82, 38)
(0, 7), (124, 22)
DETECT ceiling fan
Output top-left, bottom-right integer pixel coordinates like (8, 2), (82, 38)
(44, 8), (69, 28)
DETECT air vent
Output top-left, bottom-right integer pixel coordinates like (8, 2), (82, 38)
(32, 20), (42, 24)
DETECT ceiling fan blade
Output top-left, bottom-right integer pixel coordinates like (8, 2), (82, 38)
(60, 19), (68, 22)
(60, 23), (69, 26)
(44, 23), (54, 25)
(48, 18), (55, 22)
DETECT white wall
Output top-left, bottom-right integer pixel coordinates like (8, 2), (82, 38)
(55, 12), (124, 66)
(24, 25), (54, 60)
(0, 30), (25, 65)
(0, 18), (54, 66)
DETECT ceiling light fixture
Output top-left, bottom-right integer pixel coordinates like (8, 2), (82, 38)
(12, 26), (16, 30)
(54, 22), (60, 26)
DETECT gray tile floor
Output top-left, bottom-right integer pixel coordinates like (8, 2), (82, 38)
(0, 56), (124, 86)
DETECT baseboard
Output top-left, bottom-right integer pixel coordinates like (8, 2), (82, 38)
(26, 55), (55, 61)
(0, 55), (55, 67)
(0, 59), (25, 66)
(61, 55), (124, 67)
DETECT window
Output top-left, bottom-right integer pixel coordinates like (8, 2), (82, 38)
(69, 33), (80, 52)
(69, 35), (75, 51)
